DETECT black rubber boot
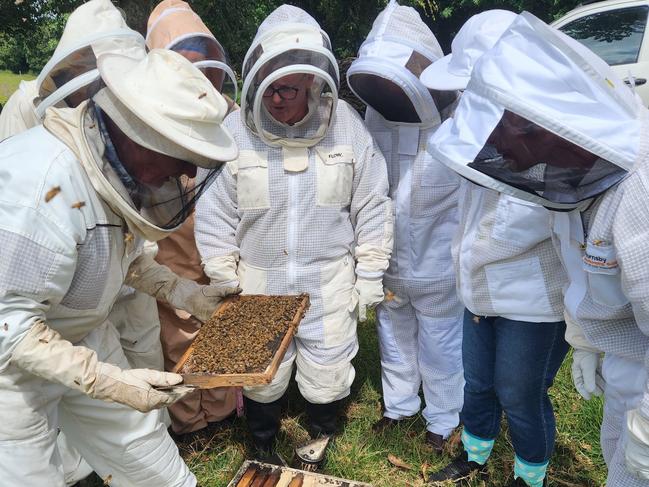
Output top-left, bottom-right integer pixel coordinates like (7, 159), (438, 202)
(428, 450), (488, 484)
(295, 400), (342, 471)
(305, 399), (342, 437)
(244, 395), (284, 464)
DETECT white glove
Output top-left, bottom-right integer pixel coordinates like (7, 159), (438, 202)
(626, 408), (649, 480)
(203, 254), (240, 289)
(571, 349), (605, 400)
(11, 322), (192, 413)
(126, 257), (239, 322)
(348, 277), (384, 322)
(164, 279), (240, 322)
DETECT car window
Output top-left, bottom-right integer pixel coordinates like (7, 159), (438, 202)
(560, 5), (648, 65)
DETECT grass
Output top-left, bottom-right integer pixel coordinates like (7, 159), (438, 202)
(115, 313), (603, 487)
(0, 70), (35, 106)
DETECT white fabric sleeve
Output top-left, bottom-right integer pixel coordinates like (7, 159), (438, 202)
(0, 203), (78, 372)
(613, 169), (649, 419)
(194, 163), (241, 263)
(349, 112), (393, 279)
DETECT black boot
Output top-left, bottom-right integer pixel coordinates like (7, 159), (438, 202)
(428, 450), (488, 483)
(295, 400), (342, 470)
(305, 399), (342, 437)
(244, 395), (285, 465)
(506, 477), (547, 487)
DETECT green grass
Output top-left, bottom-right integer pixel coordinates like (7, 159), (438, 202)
(0, 70), (35, 106)
(141, 314), (604, 487)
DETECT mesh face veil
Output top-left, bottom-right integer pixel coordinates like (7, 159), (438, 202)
(146, 1), (239, 110)
(347, 1), (457, 126)
(91, 100), (222, 231)
(35, 0), (145, 118)
(168, 36), (238, 110)
(427, 12), (645, 210)
(240, 5), (339, 148)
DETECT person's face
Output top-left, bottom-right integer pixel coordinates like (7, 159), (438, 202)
(487, 110), (598, 172)
(261, 73), (313, 125)
(104, 114), (197, 188)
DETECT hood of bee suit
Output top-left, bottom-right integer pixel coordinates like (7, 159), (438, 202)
(240, 4), (339, 148)
(347, 0), (458, 127)
(44, 49), (238, 241)
(146, 0), (238, 106)
(35, 0), (145, 119)
(427, 11), (649, 211)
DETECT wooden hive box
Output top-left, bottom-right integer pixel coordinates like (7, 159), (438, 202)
(227, 460), (374, 487)
(173, 294), (310, 388)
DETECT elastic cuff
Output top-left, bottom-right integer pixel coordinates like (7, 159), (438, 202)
(461, 429), (494, 465)
(355, 270), (383, 280)
(514, 455), (548, 487)
(210, 279), (239, 289)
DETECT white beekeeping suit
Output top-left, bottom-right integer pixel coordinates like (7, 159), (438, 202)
(0, 2), (148, 484)
(0, 49), (238, 486)
(0, 79), (39, 140)
(346, 0), (463, 446)
(195, 4), (392, 464)
(427, 12), (648, 486)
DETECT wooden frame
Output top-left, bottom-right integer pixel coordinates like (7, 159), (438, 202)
(173, 294), (310, 388)
(227, 460), (374, 486)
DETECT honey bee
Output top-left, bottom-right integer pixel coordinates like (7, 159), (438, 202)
(44, 186), (61, 203)
(124, 232), (134, 244)
(71, 201), (86, 210)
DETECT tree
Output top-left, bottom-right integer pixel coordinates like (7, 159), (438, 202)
(0, 0), (585, 75)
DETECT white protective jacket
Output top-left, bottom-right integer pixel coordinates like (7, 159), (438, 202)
(452, 182), (566, 322)
(0, 103), (195, 487)
(0, 105), (147, 371)
(196, 100), (392, 349)
(0, 79), (40, 140)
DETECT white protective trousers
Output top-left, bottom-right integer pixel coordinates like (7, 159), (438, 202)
(601, 353), (649, 487)
(0, 321), (195, 487)
(237, 258), (359, 405)
(376, 281), (463, 437)
(368, 115), (464, 438)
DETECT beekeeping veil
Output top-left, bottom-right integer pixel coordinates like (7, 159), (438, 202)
(72, 49), (237, 240)
(241, 5), (339, 148)
(35, 0), (145, 118)
(146, 0), (238, 107)
(347, 0), (457, 126)
(427, 12), (646, 210)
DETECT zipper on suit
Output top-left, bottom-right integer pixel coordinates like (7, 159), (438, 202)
(287, 168), (298, 292)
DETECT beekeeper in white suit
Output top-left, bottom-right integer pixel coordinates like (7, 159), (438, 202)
(426, 11), (648, 487)
(422, 11), (571, 487)
(0, 2), (152, 485)
(195, 4), (392, 466)
(0, 48), (239, 486)
(346, 0), (463, 451)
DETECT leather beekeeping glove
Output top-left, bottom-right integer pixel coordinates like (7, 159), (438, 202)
(626, 408), (649, 480)
(571, 348), (605, 400)
(203, 254), (240, 288)
(11, 321), (192, 412)
(348, 276), (384, 322)
(126, 256), (240, 322)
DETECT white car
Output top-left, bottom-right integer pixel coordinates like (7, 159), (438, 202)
(553, 0), (649, 105)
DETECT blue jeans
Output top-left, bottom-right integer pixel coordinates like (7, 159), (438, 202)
(461, 309), (569, 463)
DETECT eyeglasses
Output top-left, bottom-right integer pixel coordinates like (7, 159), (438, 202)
(262, 85), (300, 100)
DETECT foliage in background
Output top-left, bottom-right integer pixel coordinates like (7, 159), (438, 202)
(0, 0), (586, 76)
